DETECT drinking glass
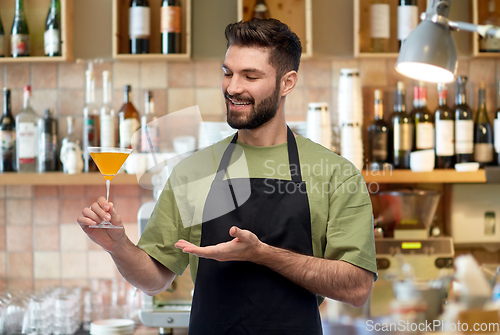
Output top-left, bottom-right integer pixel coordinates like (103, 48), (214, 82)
(88, 147), (133, 229)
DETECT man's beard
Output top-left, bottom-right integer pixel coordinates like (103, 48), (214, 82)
(225, 82), (280, 130)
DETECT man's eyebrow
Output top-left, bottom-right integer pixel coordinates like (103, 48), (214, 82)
(222, 64), (265, 75)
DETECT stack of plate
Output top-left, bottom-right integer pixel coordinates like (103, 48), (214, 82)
(90, 319), (135, 335)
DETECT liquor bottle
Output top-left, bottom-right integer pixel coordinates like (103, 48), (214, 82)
(82, 66), (100, 172)
(479, 0), (500, 52)
(435, 83), (455, 169)
(15, 86), (38, 172)
(141, 91), (159, 153)
(11, 0), (30, 57)
(412, 81), (434, 151)
(100, 71), (116, 148)
(0, 88), (15, 172)
(60, 116), (82, 174)
(129, 0), (150, 54)
(118, 85), (141, 150)
(38, 109), (58, 172)
(495, 82), (500, 165)
(368, 90), (389, 168)
(44, 0), (61, 57)
(0, 13), (5, 57)
(252, 0), (271, 19)
(474, 82), (494, 167)
(391, 81), (413, 169)
(370, 0), (390, 53)
(398, 0), (418, 49)
(454, 76), (474, 164)
(161, 0), (182, 54)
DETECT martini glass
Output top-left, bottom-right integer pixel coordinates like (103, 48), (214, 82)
(88, 147), (133, 229)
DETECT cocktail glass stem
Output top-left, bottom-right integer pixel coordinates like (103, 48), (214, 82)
(106, 179), (110, 202)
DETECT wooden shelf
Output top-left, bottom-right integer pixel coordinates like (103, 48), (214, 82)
(0, 172), (152, 185)
(0, 170), (487, 185)
(112, 0), (191, 60)
(237, 0), (312, 58)
(362, 169), (486, 184)
(472, 0), (500, 57)
(0, 0), (73, 62)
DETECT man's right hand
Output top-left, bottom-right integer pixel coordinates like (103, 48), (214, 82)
(77, 196), (126, 253)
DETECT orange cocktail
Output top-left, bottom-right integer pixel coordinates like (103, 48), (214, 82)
(89, 151), (130, 181)
(87, 147), (132, 228)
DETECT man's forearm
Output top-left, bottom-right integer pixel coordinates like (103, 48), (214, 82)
(109, 237), (176, 296)
(253, 243), (373, 307)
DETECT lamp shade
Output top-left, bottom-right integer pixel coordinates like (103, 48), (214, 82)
(395, 20), (457, 83)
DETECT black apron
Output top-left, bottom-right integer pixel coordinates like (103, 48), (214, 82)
(188, 127), (323, 335)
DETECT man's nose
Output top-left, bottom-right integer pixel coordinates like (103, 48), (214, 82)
(226, 76), (244, 96)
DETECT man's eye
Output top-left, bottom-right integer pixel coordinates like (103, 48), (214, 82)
(247, 76), (258, 80)
(223, 73), (232, 77)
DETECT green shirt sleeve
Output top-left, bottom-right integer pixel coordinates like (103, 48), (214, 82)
(325, 172), (378, 280)
(136, 177), (191, 276)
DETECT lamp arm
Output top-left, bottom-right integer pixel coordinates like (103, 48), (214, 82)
(447, 20), (500, 39)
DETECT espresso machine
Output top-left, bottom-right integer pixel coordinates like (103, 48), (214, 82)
(369, 189), (455, 317)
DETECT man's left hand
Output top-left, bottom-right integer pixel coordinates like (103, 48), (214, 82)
(175, 226), (262, 262)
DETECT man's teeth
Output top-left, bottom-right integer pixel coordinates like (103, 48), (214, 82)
(231, 99), (251, 106)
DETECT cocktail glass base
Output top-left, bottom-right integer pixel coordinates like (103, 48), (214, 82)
(89, 221), (124, 229)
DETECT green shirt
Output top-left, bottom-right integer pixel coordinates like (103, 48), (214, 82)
(137, 135), (378, 284)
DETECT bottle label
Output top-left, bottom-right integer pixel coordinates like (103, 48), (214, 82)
(479, 35), (500, 52)
(397, 6), (418, 41)
(17, 122), (36, 163)
(100, 114), (116, 148)
(435, 120), (454, 156)
(416, 122), (435, 150)
(161, 6), (181, 33)
(370, 4), (390, 39)
(455, 120), (474, 154)
(0, 35), (4, 56)
(120, 118), (140, 149)
(495, 119), (500, 153)
(44, 28), (60, 55)
(0, 130), (15, 156)
(129, 7), (151, 38)
(372, 132), (388, 161)
(39, 132), (57, 162)
(11, 34), (30, 56)
(394, 123), (413, 151)
(474, 143), (494, 163)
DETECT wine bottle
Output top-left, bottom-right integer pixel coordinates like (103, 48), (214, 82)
(474, 82), (494, 167)
(479, 0), (500, 52)
(100, 71), (116, 148)
(398, 0), (418, 49)
(38, 109), (58, 172)
(15, 86), (38, 172)
(141, 91), (159, 153)
(129, 0), (150, 54)
(161, 0), (182, 54)
(0, 13), (5, 57)
(44, 0), (61, 57)
(495, 82), (500, 165)
(370, 0), (390, 53)
(454, 76), (474, 164)
(11, 0), (30, 57)
(252, 0), (271, 19)
(368, 89), (389, 168)
(0, 88), (15, 172)
(435, 83), (455, 169)
(412, 81), (434, 151)
(119, 85), (141, 150)
(82, 66), (100, 172)
(391, 81), (413, 169)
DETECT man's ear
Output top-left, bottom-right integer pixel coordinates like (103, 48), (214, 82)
(280, 71), (298, 97)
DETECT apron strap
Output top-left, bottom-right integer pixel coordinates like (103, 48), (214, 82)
(214, 127), (302, 183)
(287, 126), (302, 183)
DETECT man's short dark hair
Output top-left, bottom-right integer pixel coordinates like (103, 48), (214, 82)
(225, 19), (302, 80)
